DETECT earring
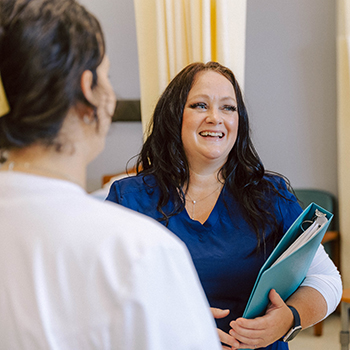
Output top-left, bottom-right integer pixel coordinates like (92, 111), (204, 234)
(83, 114), (91, 124)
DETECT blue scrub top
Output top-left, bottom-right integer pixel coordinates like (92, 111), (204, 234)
(106, 174), (302, 350)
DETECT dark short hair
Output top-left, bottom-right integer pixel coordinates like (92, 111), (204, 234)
(138, 61), (290, 251)
(0, 0), (105, 150)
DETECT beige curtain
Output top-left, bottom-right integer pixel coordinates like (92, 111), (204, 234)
(0, 75), (10, 117)
(133, 0), (247, 134)
(337, 0), (350, 288)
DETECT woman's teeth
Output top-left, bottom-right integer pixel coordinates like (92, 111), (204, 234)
(199, 131), (224, 138)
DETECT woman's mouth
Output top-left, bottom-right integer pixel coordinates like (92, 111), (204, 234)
(199, 131), (224, 138)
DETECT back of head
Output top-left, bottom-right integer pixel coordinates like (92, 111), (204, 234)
(0, 0), (105, 151)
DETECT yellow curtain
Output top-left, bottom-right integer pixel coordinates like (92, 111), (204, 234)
(133, 0), (247, 134)
(337, 0), (350, 288)
(0, 75), (10, 117)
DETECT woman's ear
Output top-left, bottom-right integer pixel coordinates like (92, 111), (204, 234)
(81, 70), (97, 106)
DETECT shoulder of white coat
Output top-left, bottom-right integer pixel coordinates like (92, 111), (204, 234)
(85, 194), (188, 251)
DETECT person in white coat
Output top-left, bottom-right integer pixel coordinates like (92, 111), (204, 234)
(0, 1), (221, 349)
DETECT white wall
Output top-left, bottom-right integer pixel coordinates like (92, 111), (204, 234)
(82, 0), (338, 197)
(80, 0), (140, 99)
(79, 0), (143, 192)
(245, 0), (337, 196)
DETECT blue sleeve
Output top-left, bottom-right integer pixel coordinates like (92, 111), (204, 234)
(104, 175), (161, 221)
(105, 181), (122, 204)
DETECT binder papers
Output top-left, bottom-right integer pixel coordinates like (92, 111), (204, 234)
(271, 209), (328, 267)
(243, 203), (333, 321)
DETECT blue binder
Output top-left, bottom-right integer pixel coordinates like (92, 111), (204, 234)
(243, 202), (333, 320)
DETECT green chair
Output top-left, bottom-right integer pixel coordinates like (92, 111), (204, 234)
(294, 189), (340, 336)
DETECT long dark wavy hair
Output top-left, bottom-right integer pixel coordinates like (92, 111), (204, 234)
(137, 61), (291, 251)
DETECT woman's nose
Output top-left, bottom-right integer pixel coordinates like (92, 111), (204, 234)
(206, 109), (223, 124)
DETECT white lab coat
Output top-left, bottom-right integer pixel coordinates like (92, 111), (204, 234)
(0, 172), (221, 350)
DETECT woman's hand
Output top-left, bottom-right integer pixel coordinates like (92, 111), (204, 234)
(228, 289), (293, 349)
(210, 308), (241, 350)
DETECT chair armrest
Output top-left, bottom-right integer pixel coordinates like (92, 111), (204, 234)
(321, 230), (339, 244)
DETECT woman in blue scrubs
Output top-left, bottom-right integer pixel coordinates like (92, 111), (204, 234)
(106, 62), (342, 349)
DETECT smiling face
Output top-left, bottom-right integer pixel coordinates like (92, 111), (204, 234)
(181, 70), (239, 171)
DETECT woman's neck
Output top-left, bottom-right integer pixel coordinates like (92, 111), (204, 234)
(1, 145), (86, 188)
(185, 166), (223, 190)
(183, 169), (224, 223)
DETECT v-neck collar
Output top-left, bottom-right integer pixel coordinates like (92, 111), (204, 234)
(181, 189), (224, 232)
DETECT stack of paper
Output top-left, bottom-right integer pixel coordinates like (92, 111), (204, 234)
(271, 209), (328, 267)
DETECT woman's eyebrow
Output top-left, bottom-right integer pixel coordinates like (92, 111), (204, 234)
(188, 94), (237, 102)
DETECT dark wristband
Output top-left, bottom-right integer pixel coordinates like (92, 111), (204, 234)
(282, 305), (302, 342)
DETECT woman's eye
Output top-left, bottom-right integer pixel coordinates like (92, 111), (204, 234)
(190, 102), (207, 109)
(222, 105), (237, 112)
